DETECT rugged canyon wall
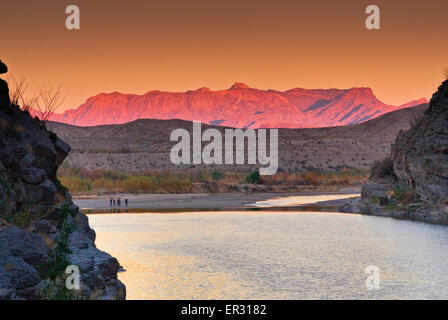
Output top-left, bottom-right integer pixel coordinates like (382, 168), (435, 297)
(361, 79), (448, 224)
(0, 61), (125, 299)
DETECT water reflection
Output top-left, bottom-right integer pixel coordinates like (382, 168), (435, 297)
(89, 206), (340, 215)
(89, 211), (448, 300)
(109, 209), (129, 214)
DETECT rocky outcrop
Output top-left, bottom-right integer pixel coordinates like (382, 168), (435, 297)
(0, 61), (125, 299)
(392, 80), (448, 207)
(0, 61), (10, 108)
(359, 79), (448, 224)
(0, 61), (7, 74)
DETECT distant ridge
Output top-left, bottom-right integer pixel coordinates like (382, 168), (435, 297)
(47, 103), (429, 173)
(44, 83), (427, 128)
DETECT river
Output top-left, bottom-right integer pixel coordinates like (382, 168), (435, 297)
(87, 195), (448, 299)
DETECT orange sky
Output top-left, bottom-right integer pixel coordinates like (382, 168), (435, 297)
(2, 0), (447, 111)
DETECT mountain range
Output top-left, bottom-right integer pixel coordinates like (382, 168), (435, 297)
(47, 83), (427, 128)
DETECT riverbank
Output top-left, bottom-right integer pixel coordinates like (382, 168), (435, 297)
(73, 189), (360, 211)
(338, 190), (448, 226)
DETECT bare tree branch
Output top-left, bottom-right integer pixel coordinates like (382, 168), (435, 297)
(8, 75), (27, 106)
(35, 83), (66, 123)
(7, 75), (40, 112)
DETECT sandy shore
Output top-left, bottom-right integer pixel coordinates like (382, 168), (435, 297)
(74, 189), (360, 210)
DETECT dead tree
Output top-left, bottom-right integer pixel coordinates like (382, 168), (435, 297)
(35, 83), (66, 123)
(7, 75), (39, 112)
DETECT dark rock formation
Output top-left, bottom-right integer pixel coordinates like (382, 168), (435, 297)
(0, 61), (125, 299)
(0, 60), (10, 108)
(0, 61), (7, 74)
(359, 79), (448, 224)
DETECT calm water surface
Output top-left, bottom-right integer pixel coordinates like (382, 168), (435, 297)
(89, 211), (448, 299)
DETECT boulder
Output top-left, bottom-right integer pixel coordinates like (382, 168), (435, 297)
(339, 197), (362, 213)
(0, 226), (50, 266)
(29, 219), (57, 234)
(0, 79), (10, 108)
(0, 60), (10, 108)
(0, 60), (7, 74)
(21, 167), (46, 185)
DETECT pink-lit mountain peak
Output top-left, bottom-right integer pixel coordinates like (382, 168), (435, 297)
(229, 82), (251, 90)
(48, 84), (428, 128)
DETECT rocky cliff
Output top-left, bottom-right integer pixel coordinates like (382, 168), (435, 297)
(360, 79), (448, 224)
(0, 61), (125, 299)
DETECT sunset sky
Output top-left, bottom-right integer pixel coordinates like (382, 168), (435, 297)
(2, 0), (447, 111)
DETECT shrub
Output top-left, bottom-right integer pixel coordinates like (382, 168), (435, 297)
(211, 170), (224, 181)
(38, 205), (74, 282)
(246, 170), (261, 184)
(303, 171), (321, 186)
(391, 185), (415, 203)
(118, 147), (132, 153)
(370, 158), (394, 178)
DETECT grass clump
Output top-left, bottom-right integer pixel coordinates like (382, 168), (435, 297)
(39, 278), (83, 300)
(262, 168), (368, 186)
(58, 165), (193, 194)
(384, 185), (418, 211)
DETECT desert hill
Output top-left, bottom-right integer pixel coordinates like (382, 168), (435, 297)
(47, 104), (428, 173)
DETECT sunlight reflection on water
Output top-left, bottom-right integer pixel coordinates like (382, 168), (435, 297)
(251, 194), (360, 207)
